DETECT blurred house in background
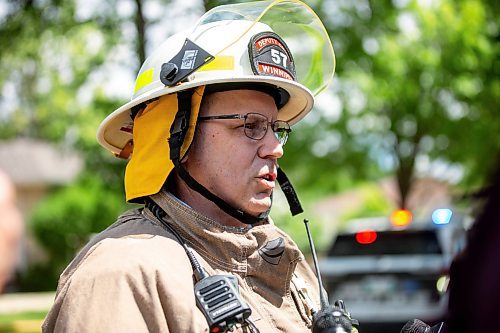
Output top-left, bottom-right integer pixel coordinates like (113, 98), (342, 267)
(0, 138), (82, 290)
(0, 138), (83, 213)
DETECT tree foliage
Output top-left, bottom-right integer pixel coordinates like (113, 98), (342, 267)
(282, 0), (499, 208)
(22, 176), (126, 290)
(0, 0), (129, 290)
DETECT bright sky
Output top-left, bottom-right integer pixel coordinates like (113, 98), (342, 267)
(77, 0), (204, 101)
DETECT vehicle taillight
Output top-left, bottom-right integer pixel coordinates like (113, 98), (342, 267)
(356, 229), (377, 244)
(390, 209), (412, 227)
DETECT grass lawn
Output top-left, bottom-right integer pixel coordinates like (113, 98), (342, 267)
(0, 311), (47, 333)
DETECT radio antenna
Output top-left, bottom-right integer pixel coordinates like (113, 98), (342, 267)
(304, 219), (329, 308)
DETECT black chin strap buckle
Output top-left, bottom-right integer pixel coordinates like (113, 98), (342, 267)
(169, 91), (193, 161)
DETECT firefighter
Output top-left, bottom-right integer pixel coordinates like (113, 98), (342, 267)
(43, 1), (337, 332)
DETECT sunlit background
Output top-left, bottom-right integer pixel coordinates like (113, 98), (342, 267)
(0, 0), (497, 332)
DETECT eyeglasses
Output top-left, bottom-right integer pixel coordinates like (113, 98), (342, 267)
(198, 112), (291, 145)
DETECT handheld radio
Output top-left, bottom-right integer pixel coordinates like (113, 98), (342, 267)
(146, 200), (258, 333)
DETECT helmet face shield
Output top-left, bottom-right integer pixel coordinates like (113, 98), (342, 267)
(194, 0), (335, 96)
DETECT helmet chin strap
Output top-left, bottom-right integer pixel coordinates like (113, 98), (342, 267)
(173, 158), (270, 225)
(168, 89), (302, 225)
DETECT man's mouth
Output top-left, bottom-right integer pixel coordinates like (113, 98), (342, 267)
(257, 172), (277, 189)
(260, 173), (277, 182)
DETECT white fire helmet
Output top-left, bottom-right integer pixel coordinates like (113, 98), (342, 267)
(96, 0), (335, 203)
(97, 0), (334, 155)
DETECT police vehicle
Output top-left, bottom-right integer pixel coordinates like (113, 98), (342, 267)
(319, 209), (466, 332)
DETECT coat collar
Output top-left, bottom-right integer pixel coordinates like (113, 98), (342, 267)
(148, 190), (304, 294)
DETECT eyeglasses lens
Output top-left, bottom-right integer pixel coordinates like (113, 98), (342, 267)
(273, 120), (290, 146)
(243, 113), (267, 140)
(243, 113), (289, 145)
(273, 121), (290, 146)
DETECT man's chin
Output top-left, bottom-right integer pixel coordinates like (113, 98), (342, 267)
(247, 197), (272, 216)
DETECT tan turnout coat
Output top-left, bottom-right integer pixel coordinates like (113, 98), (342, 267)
(42, 190), (321, 332)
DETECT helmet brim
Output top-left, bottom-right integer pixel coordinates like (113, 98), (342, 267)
(97, 76), (313, 157)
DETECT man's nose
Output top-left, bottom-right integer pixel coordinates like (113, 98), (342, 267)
(258, 127), (284, 159)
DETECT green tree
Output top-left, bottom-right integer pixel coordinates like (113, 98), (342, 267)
(0, 0), (189, 291)
(281, 0), (499, 209)
(0, 0), (129, 290)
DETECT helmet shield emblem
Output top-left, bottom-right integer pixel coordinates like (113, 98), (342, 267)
(249, 32), (296, 82)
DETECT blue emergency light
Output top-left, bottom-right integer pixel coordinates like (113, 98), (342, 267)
(432, 208), (453, 225)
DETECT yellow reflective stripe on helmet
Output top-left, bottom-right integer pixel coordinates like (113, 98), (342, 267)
(134, 68), (154, 92)
(199, 56), (234, 71)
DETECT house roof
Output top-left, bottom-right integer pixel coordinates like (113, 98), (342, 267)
(0, 138), (83, 186)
